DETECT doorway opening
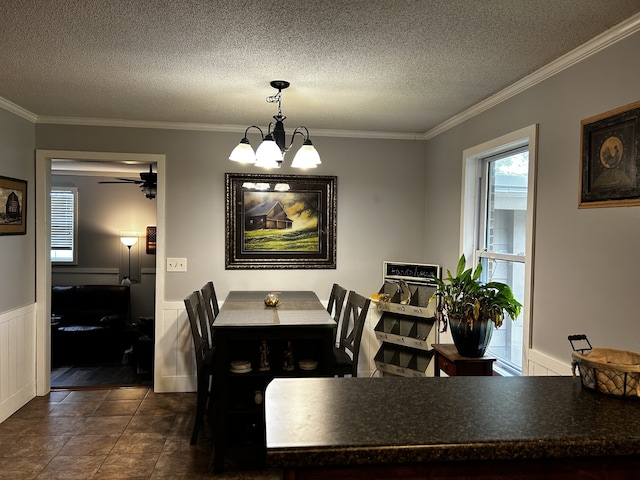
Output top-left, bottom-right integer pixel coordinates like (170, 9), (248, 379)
(35, 151), (165, 394)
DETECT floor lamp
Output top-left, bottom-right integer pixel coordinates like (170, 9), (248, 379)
(120, 234), (139, 283)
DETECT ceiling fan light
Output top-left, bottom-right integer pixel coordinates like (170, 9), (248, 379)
(291, 141), (321, 168)
(141, 185), (157, 199)
(229, 138), (257, 163)
(255, 137), (283, 168)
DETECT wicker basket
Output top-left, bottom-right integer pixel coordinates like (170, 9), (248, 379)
(570, 339), (640, 398)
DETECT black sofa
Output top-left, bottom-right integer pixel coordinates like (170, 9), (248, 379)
(51, 285), (131, 364)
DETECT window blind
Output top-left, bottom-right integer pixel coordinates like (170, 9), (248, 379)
(51, 188), (76, 258)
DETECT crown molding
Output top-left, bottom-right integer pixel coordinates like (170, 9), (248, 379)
(0, 97), (38, 122)
(421, 12), (640, 140)
(34, 115), (420, 140)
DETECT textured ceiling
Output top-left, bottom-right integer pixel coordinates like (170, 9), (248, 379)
(2, 0), (640, 137)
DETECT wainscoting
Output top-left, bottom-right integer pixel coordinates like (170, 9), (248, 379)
(0, 303), (36, 423)
(153, 302), (196, 393)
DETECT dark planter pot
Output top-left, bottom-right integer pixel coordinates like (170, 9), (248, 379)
(449, 315), (494, 358)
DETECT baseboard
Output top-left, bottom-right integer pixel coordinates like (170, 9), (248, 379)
(153, 374), (195, 393)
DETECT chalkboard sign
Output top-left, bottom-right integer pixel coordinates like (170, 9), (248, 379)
(383, 261), (441, 286)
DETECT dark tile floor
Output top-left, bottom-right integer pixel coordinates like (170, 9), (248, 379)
(0, 387), (281, 479)
(51, 363), (152, 388)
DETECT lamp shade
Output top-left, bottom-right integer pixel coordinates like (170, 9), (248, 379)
(229, 139), (257, 163)
(120, 236), (138, 247)
(291, 142), (321, 168)
(255, 137), (283, 168)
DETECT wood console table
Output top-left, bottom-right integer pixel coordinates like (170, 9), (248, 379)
(210, 291), (335, 473)
(432, 343), (496, 376)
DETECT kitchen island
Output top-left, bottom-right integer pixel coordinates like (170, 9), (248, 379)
(265, 376), (640, 479)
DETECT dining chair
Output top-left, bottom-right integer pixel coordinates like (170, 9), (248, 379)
(332, 290), (371, 377)
(184, 290), (215, 444)
(327, 283), (348, 347)
(200, 281), (219, 348)
(327, 283), (347, 320)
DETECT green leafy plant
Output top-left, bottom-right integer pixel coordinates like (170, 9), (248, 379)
(434, 254), (522, 331)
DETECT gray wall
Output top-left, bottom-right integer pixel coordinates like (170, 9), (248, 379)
(0, 108), (35, 311)
(35, 127), (428, 304)
(425, 31), (640, 362)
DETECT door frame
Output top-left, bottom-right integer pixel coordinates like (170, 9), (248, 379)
(35, 150), (166, 395)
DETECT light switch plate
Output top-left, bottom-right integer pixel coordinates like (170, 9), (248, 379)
(167, 257), (187, 272)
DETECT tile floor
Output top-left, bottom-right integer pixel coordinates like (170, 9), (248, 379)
(0, 387), (281, 479)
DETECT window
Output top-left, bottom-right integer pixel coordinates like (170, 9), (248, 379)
(461, 125), (537, 375)
(51, 187), (77, 264)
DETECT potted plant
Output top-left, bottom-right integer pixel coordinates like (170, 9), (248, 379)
(434, 254), (522, 357)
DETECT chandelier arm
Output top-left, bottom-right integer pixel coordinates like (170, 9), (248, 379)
(280, 127), (310, 152)
(244, 125), (265, 140)
(292, 126), (310, 139)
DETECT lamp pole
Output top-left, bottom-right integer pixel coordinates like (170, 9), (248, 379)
(120, 234), (139, 282)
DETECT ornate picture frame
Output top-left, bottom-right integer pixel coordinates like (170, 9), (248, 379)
(225, 173), (337, 269)
(146, 226), (156, 254)
(0, 175), (27, 235)
(579, 100), (640, 208)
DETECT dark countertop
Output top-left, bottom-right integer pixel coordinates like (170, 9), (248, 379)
(265, 376), (640, 468)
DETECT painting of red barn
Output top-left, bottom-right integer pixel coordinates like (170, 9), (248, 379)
(226, 173), (336, 269)
(0, 176), (27, 235)
(245, 200), (293, 231)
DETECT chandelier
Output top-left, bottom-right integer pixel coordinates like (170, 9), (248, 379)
(229, 81), (321, 169)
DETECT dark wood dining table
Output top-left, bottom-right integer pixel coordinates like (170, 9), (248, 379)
(209, 290), (336, 473)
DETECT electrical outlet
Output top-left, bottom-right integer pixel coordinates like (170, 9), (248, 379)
(167, 257), (187, 272)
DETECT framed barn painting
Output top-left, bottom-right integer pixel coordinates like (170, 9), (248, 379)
(0, 175), (27, 235)
(579, 100), (640, 208)
(225, 173), (337, 269)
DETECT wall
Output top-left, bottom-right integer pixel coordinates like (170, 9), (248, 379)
(0, 108), (36, 422)
(36, 128), (427, 302)
(425, 30), (640, 374)
(51, 173), (156, 320)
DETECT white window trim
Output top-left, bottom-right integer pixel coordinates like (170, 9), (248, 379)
(460, 124), (538, 375)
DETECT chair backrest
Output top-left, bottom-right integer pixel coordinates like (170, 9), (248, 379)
(338, 291), (371, 376)
(201, 281), (219, 347)
(327, 283), (348, 322)
(184, 290), (211, 369)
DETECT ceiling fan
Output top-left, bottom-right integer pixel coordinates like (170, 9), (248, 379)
(99, 164), (157, 199)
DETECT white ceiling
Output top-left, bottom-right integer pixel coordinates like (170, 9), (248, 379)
(2, 1), (640, 138)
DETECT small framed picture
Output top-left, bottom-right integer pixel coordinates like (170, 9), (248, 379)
(0, 175), (27, 235)
(579, 100), (640, 208)
(146, 226), (156, 254)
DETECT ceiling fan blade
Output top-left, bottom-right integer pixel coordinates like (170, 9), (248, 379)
(98, 164), (157, 200)
(98, 180), (141, 184)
